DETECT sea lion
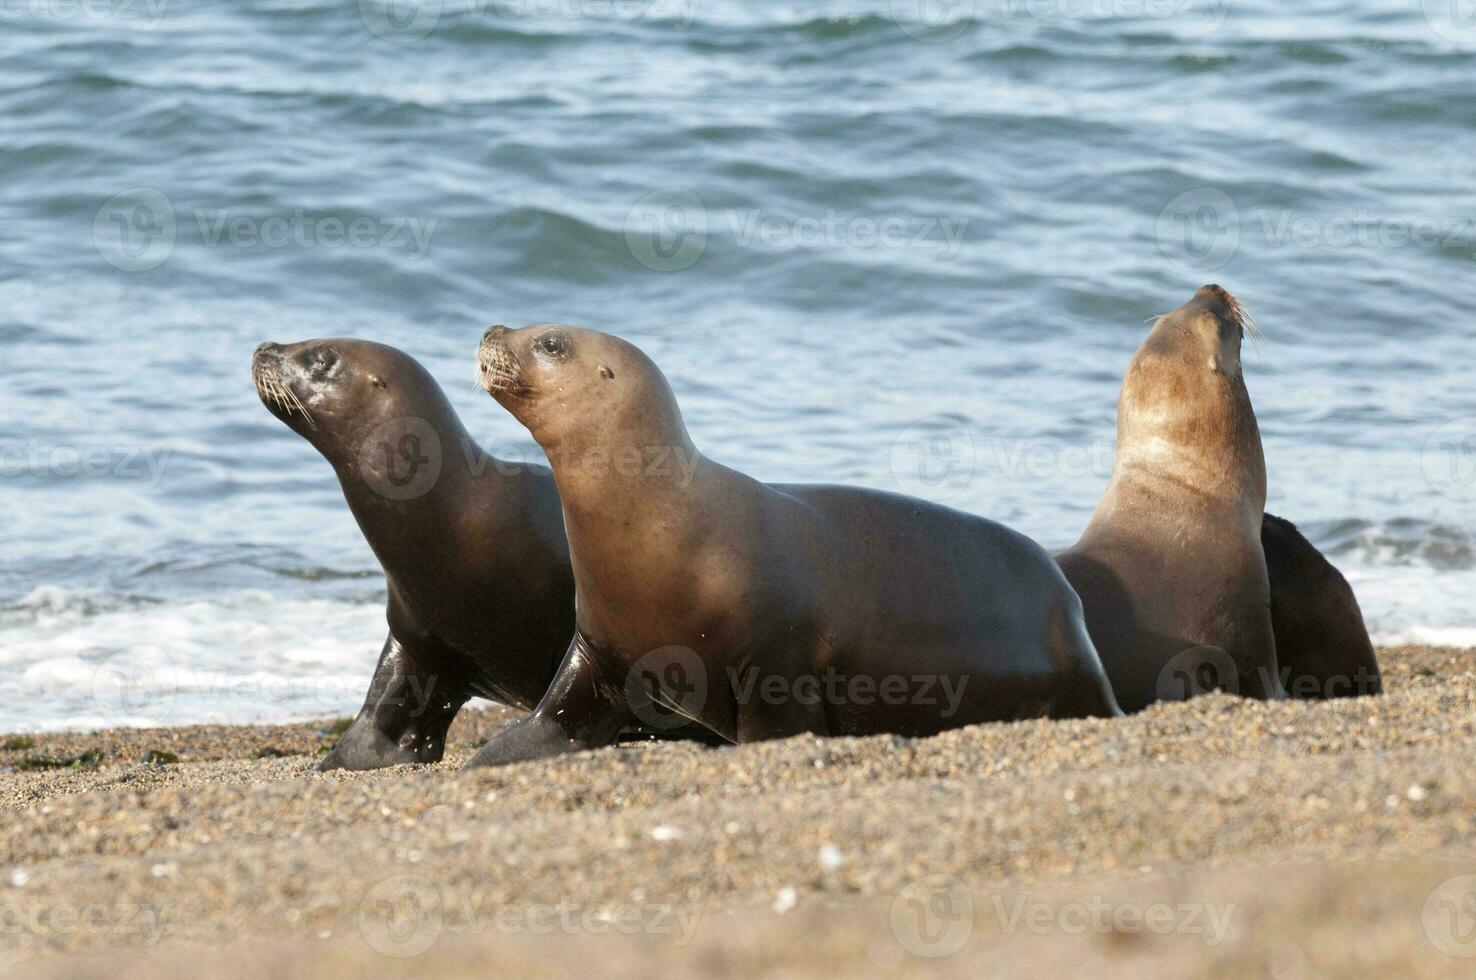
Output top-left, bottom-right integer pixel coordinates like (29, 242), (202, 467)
(252, 339), (577, 769)
(1055, 284), (1284, 712)
(1262, 514), (1382, 699)
(463, 324), (1121, 769)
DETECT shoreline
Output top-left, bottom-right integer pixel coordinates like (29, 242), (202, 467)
(3, 645), (1475, 977)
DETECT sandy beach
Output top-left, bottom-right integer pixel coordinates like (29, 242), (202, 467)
(2, 644), (1475, 978)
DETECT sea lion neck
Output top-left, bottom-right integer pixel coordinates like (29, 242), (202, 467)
(331, 409), (523, 572)
(1103, 340), (1267, 518)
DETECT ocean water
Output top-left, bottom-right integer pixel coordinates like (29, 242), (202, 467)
(2, 1), (1474, 731)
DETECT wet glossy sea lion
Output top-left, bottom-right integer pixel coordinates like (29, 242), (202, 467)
(1262, 514), (1382, 699)
(464, 324), (1121, 769)
(1055, 285), (1285, 712)
(252, 339), (577, 769)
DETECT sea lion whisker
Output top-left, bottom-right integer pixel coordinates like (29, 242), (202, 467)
(285, 383), (314, 426)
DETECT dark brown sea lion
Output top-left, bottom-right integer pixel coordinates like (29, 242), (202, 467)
(1262, 514), (1382, 699)
(463, 324), (1121, 769)
(252, 339), (577, 769)
(1055, 285), (1285, 712)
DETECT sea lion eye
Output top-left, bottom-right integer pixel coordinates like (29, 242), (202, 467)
(309, 350), (338, 378)
(536, 334), (568, 358)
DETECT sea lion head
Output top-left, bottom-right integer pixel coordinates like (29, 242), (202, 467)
(1115, 285), (1266, 493)
(252, 338), (457, 469)
(477, 324), (688, 456)
(1140, 283), (1258, 379)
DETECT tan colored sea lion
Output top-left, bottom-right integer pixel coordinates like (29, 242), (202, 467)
(463, 324), (1120, 769)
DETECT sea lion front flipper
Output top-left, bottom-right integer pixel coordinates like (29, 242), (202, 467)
(461, 634), (635, 771)
(315, 633), (469, 771)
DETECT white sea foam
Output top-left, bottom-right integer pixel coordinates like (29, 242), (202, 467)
(0, 586), (386, 732)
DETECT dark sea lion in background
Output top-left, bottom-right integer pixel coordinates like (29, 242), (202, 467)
(1056, 285), (1285, 712)
(464, 324), (1120, 770)
(1262, 514), (1382, 699)
(252, 339), (576, 769)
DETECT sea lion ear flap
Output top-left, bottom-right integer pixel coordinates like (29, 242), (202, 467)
(371, 375), (389, 390)
(599, 365), (615, 380)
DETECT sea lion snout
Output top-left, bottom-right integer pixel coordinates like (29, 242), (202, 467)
(1190, 283), (1253, 333)
(252, 341), (281, 372)
(477, 325), (526, 396)
(251, 340), (313, 424)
